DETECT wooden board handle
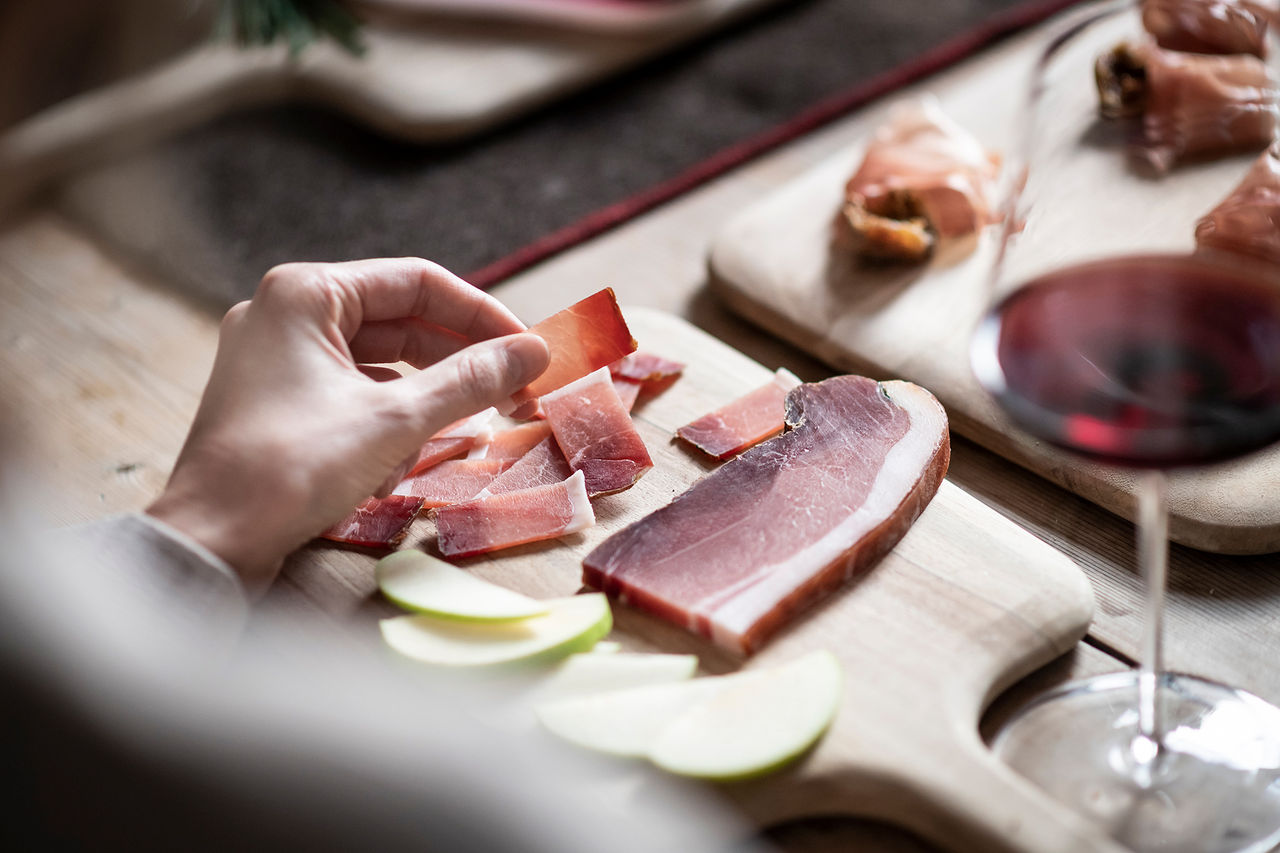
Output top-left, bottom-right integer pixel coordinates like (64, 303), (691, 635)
(892, 735), (1129, 853)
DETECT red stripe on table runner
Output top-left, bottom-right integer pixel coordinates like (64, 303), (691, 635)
(466, 0), (1083, 290)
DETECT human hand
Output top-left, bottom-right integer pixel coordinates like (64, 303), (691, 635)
(147, 258), (549, 597)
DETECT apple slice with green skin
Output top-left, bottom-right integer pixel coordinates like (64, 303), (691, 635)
(380, 593), (611, 669)
(534, 650), (841, 777)
(530, 652), (699, 704)
(375, 550), (548, 622)
(535, 677), (731, 758)
(649, 650), (841, 781)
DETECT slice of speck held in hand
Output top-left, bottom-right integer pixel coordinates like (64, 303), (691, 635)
(543, 367), (653, 496)
(380, 592), (611, 669)
(650, 651), (841, 780)
(676, 368), (801, 460)
(585, 376), (950, 655)
(320, 495), (424, 548)
(436, 470), (595, 558)
(375, 549), (549, 622)
(513, 288), (637, 405)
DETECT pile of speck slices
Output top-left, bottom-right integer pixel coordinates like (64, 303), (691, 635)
(375, 550), (842, 781)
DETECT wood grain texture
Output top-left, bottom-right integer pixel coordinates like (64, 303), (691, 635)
(705, 7), (1280, 555)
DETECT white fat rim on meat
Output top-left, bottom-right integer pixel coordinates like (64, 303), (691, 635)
(562, 470), (596, 534)
(774, 367), (803, 391)
(696, 382), (943, 650)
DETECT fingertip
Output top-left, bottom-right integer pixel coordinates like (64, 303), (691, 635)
(503, 332), (550, 388)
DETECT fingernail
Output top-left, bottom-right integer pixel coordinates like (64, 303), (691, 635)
(503, 333), (550, 387)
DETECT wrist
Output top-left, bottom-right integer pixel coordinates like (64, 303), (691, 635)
(146, 487), (286, 598)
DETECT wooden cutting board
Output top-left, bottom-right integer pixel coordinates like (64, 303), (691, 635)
(0, 0), (786, 211)
(346, 307), (1116, 853)
(704, 14), (1280, 555)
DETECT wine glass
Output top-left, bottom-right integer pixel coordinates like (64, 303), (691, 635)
(970, 2), (1280, 850)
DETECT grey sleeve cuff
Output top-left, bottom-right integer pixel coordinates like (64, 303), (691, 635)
(60, 512), (251, 650)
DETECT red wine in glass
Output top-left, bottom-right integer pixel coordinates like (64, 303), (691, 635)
(973, 253), (1280, 467)
(972, 251), (1280, 851)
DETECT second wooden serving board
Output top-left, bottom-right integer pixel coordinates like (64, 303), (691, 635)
(339, 308), (1120, 853)
(705, 8), (1280, 555)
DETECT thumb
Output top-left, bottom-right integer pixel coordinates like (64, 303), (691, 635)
(397, 333), (549, 434)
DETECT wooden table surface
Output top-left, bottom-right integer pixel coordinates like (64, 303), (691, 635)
(3, 21), (1278, 853)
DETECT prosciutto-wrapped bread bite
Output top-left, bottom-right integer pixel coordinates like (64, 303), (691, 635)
(841, 98), (1000, 263)
(1141, 0), (1273, 57)
(1096, 40), (1279, 172)
(1196, 144), (1280, 264)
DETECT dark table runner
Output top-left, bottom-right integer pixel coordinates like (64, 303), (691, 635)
(60, 0), (1076, 305)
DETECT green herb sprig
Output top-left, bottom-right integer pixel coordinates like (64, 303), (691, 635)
(217, 0), (366, 57)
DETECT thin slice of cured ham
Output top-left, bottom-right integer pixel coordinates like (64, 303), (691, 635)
(477, 437), (574, 498)
(408, 409), (496, 476)
(543, 367), (653, 497)
(436, 470), (595, 558)
(392, 459), (513, 507)
(842, 97), (1000, 262)
(676, 368), (802, 460)
(583, 376), (950, 656)
(468, 421), (553, 461)
(1196, 144), (1280, 265)
(609, 352), (686, 386)
(514, 288), (637, 404)
(320, 495), (425, 548)
(613, 377), (643, 413)
(1142, 0), (1272, 57)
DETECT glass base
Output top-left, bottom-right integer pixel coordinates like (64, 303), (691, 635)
(993, 671), (1280, 853)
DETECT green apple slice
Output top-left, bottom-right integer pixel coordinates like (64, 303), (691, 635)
(535, 677), (732, 758)
(375, 550), (549, 622)
(535, 650), (842, 777)
(650, 650), (842, 780)
(530, 653), (699, 704)
(380, 593), (611, 668)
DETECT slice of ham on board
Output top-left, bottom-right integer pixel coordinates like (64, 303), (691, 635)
(610, 352), (686, 386)
(543, 367), (653, 497)
(408, 409), (496, 476)
(468, 420), (553, 461)
(320, 495), (425, 548)
(676, 368), (802, 460)
(477, 436), (573, 497)
(613, 377), (643, 413)
(436, 470), (595, 558)
(514, 288), (637, 405)
(583, 376), (950, 656)
(393, 459), (513, 507)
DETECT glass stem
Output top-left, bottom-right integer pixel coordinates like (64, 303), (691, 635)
(1136, 469), (1168, 761)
